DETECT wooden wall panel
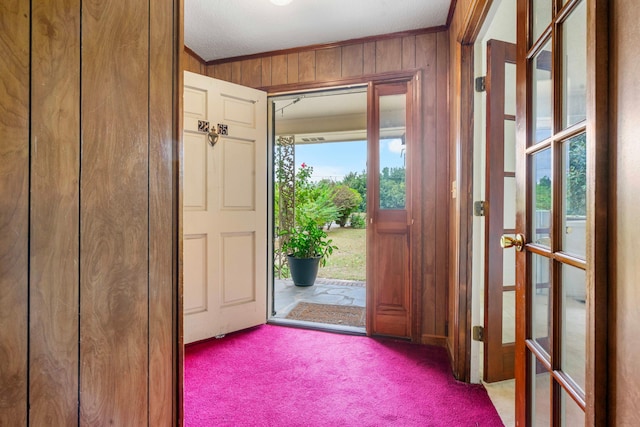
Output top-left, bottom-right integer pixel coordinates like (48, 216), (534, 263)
(416, 33), (439, 341)
(241, 58), (262, 88)
(149, 0), (177, 424)
(435, 30), (450, 338)
(342, 44), (364, 77)
(184, 47), (205, 74)
(272, 54), (288, 85)
(211, 62), (232, 81)
(402, 36), (416, 69)
(231, 61), (242, 84)
(298, 50), (316, 82)
(0, 1), (178, 424)
(363, 41), (376, 75)
(0, 1), (30, 424)
(610, 0), (640, 424)
(261, 57), (272, 87)
(287, 53), (299, 84)
(80, 1), (150, 424)
(29, 0), (80, 424)
(375, 38), (403, 73)
(316, 47), (341, 81)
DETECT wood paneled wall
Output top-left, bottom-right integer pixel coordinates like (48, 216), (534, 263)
(609, 0), (640, 424)
(446, 0), (476, 381)
(186, 30), (450, 344)
(0, 1), (179, 424)
(184, 46), (207, 75)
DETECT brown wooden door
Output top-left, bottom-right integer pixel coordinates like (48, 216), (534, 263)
(484, 39), (517, 383)
(515, 0), (607, 424)
(366, 78), (417, 339)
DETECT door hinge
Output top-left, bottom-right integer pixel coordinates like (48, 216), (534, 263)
(474, 200), (487, 217)
(472, 326), (484, 342)
(475, 76), (486, 92)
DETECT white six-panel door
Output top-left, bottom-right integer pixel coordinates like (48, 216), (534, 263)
(183, 71), (267, 344)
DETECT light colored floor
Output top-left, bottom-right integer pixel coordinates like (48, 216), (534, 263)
(484, 379), (515, 427)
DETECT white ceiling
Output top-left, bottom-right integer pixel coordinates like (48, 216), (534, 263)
(185, 0), (452, 62)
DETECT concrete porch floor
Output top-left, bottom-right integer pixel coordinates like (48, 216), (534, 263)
(270, 277), (366, 333)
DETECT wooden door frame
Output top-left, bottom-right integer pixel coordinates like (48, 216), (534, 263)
(514, 0), (609, 424)
(265, 70), (424, 342)
(449, 0), (493, 382)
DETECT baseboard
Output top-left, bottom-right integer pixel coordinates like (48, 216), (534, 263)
(421, 334), (447, 347)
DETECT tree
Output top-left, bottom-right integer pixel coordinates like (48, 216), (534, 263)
(331, 184), (363, 227)
(342, 170), (367, 211)
(536, 175), (551, 211)
(380, 167), (406, 209)
(566, 134), (586, 216)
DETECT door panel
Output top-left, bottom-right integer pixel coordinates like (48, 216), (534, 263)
(367, 79), (416, 339)
(484, 39), (517, 382)
(183, 71), (267, 344)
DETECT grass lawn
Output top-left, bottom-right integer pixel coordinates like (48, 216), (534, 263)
(317, 226), (366, 281)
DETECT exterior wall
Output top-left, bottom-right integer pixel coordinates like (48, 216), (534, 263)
(187, 30), (451, 344)
(0, 1), (179, 424)
(609, 1), (640, 424)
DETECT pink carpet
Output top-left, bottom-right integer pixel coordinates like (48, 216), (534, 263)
(184, 325), (503, 426)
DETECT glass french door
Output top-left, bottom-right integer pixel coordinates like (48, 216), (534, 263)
(515, 0), (607, 424)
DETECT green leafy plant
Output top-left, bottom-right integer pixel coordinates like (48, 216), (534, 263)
(279, 219), (337, 266)
(349, 212), (366, 229)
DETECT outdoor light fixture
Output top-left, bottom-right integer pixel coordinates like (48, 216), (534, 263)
(270, 0), (293, 5)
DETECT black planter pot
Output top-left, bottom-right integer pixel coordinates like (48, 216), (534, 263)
(287, 255), (321, 287)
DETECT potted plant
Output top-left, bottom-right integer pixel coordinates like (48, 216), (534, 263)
(278, 218), (337, 286)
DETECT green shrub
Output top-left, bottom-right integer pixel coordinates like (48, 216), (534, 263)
(349, 213), (366, 229)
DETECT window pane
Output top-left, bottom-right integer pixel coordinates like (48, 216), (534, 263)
(531, 353), (551, 426)
(504, 176), (516, 230)
(562, 0), (587, 128)
(532, 41), (553, 143)
(505, 63), (517, 116)
(561, 387), (585, 426)
(504, 120), (516, 173)
(531, 149), (551, 246)
(503, 290), (516, 344)
(379, 94), (406, 209)
(532, 0), (552, 44)
(561, 265), (586, 393)
(531, 254), (551, 355)
(562, 133), (587, 258)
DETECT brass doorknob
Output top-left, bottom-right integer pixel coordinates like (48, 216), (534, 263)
(500, 234), (525, 252)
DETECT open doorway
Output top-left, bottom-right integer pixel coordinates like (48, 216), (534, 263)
(267, 87), (369, 333)
(470, 0), (517, 425)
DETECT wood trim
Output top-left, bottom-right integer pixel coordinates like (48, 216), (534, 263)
(177, 0), (185, 424)
(422, 334), (448, 347)
(205, 26), (448, 65)
(458, 0), (493, 45)
(586, 0), (609, 424)
(261, 69), (420, 96)
(446, 0), (459, 27)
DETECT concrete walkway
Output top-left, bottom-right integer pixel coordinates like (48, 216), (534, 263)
(271, 277), (366, 331)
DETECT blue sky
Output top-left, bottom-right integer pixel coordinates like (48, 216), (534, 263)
(294, 139), (406, 182)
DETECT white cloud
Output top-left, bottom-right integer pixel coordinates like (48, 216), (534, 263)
(387, 138), (405, 154)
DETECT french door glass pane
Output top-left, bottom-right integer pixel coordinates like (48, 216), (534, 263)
(504, 177), (516, 230)
(561, 387), (585, 426)
(505, 63), (517, 116)
(561, 264), (586, 392)
(562, 134), (587, 258)
(562, 0), (587, 128)
(379, 94), (406, 209)
(503, 290), (516, 344)
(532, 148), (551, 246)
(532, 40), (553, 144)
(531, 254), (551, 355)
(531, 353), (551, 426)
(532, 0), (552, 44)
(504, 120), (516, 173)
